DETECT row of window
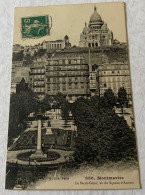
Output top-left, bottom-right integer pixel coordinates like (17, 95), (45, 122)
(46, 71), (88, 77)
(32, 64), (128, 72)
(91, 26), (101, 30)
(31, 69), (45, 74)
(33, 62), (45, 67)
(47, 83), (87, 91)
(100, 76), (130, 82)
(33, 81), (45, 86)
(47, 59), (85, 65)
(46, 43), (63, 50)
(101, 82), (131, 89)
(100, 65), (129, 70)
(47, 77), (89, 83)
(48, 87), (87, 92)
(90, 80), (96, 84)
(33, 75), (45, 79)
(34, 87), (45, 92)
(100, 70), (130, 75)
(86, 33), (108, 40)
(46, 65), (88, 71)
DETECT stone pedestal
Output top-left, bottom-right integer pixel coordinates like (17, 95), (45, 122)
(46, 127), (53, 135)
(30, 149), (47, 160)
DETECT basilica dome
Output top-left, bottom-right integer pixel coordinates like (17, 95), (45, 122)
(79, 5), (113, 47)
(90, 6), (102, 23)
(83, 22), (89, 33)
(101, 23), (108, 30)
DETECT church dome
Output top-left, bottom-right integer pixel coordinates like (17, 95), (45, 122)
(83, 22), (89, 33)
(90, 6), (102, 23)
(101, 23), (108, 30)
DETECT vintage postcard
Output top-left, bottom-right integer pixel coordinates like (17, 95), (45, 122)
(5, 2), (140, 190)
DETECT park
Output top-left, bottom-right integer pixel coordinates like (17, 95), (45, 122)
(6, 89), (137, 189)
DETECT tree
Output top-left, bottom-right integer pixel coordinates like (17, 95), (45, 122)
(8, 90), (38, 142)
(101, 88), (117, 109)
(54, 92), (66, 109)
(73, 95), (137, 165)
(16, 78), (28, 94)
(117, 87), (128, 115)
(40, 95), (51, 114)
(71, 97), (89, 126)
(61, 101), (70, 124)
(12, 50), (24, 61)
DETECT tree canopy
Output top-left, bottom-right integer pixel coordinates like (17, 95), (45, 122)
(72, 95), (137, 165)
(53, 92), (66, 108)
(117, 87), (128, 115)
(8, 90), (38, 142)
(117, 87), (128, 107)
(101, 88), (117, 109)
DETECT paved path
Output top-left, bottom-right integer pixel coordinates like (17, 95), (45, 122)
(7, 149), (73, 166)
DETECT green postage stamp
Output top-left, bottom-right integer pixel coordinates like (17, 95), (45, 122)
(21, 15), (49, 38)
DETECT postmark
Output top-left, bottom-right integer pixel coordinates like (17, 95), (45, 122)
(21, 15), (49, 38)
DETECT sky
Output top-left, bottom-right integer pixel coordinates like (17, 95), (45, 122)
(13, 2), (127, 46)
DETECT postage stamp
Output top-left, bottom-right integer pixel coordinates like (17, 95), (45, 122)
(21, 15), (49, 38)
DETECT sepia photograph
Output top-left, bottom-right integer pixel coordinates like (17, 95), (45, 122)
(5, 2), (140, 190)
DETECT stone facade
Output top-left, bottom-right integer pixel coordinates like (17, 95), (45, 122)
(29, 56), (91, 102)
(46, 57), (90, 102)
(42, 35), (71, 51)
(98, 62), (132, 101)
(29, 54), (131, 104)
(11, 61), (30, 94)
(79, 6), (113, 47)
(29, 57), (46, 95)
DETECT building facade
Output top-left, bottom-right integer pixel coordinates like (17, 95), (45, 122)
(29, 57), (46, 95)
(45, 57), (90, 102)
(29, 55), (131, 103)
(79, 6), (113, 47)
(28, 47), (131, 104)
(11, 61), (30, 94)
(98, 62), (132, 101)
(29, 56), (90, 102)
(42, 35), (71, 51)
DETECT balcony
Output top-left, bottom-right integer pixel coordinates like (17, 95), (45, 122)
(33, 84), (45, 87)
(33, 78), (45, 81)
(30, 72), (45, 75)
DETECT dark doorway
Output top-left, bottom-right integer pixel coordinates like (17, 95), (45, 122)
(95, 42), (98, 47)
